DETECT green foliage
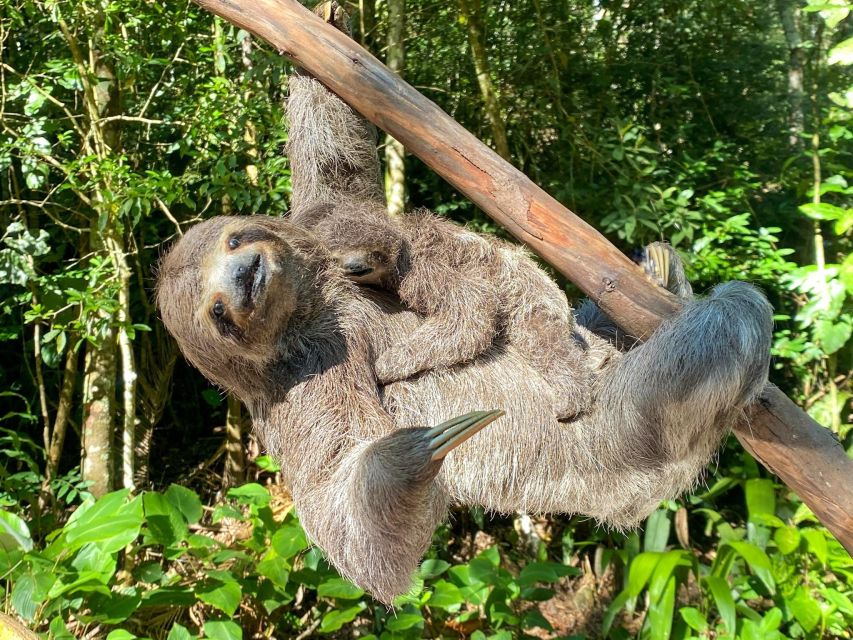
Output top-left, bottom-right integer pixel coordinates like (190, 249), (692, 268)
(0, 484), (585, 638)
(1, 0), (851, 637)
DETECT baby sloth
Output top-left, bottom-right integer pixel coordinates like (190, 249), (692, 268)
(291, 201), (592, 420)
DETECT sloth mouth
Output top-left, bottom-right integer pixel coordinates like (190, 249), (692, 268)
(348, 266), (374, 279)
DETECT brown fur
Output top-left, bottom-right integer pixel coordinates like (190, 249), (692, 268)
(290, 201), (593, 420)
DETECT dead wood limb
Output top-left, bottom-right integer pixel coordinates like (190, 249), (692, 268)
(191, 0), (853, 554)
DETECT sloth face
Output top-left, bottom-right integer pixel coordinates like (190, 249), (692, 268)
(199, 221), (296, 347)
(156, 216), (308, 389)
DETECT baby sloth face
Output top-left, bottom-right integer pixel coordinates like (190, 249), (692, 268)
(331, 245), (395, 286)
(290, 202), (404, 289)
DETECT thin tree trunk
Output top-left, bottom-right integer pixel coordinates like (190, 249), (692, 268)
(776, 0), (805, 149)
(58, 10), (133, 496)
(241, 33), (260, 187)
(359, 0), (376, 51)
(46, 344), (78, 480)
(458, 0), (510, 161)
(82, 329), (116, 498)
(384, 0), (406, 216)
(222, 395), (246, 490)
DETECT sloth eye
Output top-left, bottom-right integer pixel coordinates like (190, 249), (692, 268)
(212, 300), (226, 318)
(370, 251), (387, 263)
(228, 236), (241, 250)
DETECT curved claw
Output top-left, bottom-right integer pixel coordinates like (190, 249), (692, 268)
(426, 409), (504, 461)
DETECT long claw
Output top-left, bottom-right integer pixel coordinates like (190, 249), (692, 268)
(427, 410), (504, 461)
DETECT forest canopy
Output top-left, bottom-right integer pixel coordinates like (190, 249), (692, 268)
(0, 0), (851, 638)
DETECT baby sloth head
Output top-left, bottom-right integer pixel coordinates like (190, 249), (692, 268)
(156, 216), (321, 395)
(290, 202), (404, 289)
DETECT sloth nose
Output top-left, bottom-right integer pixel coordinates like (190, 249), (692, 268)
(234, 264), (249, 282)
(342, 257), (373, 277)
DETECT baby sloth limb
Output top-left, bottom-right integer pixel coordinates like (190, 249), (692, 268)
(377, 261), (501, 384)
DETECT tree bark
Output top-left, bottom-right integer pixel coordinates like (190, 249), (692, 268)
(190, 0), (853, 554)
(776, 0), (805, 150)
(458, 0), (511, 161)
(384, 0), (406, 215)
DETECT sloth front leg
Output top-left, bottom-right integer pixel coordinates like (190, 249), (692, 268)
(297, 410), (503, 604)
(375, 269), (500, 384)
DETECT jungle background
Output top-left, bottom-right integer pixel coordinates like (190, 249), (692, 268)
(0, 0), (851, 638)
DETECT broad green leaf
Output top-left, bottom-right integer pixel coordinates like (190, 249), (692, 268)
(744, 478), (775, 519)
(11, 574), (40, 622)
(226, 483), (270, 506)
(789, 587), (822, 631)
(726, 541), (775, 594)
(72, 543), (116, 579)
(648, 550), (691, 603)
(197, 580), (241, 616)
(165, 484), (203, 524)
(645, 574), (676, 640)
(317, 577), (364, 600)
(271, 523), (308, 559)
(704, 576), (736, 634)
(85, 592), (142, 624)
(384, 612), (424, 631)
(144, 492), (189, 546)
(774, 526), (800, 554)
(106, 631), (136, 640)
(679, 607), (708, 632)
(427, 580), (464, 609)
(829, 36), (853, 65)
(815, 318), (852, 354)
(799, 202), (847, 220)
(418, 558), (450, 579)
(59, 492), (143, 555)
(256, 549), (290, 588)
(254, 455), (281, 472)
(167, 623), (196, 640)
(802, 528), (828, 564)
(644, 508), (670, 552)
(0, 510), (32, 551)
(517, 561), (578, 586)
(319, 603), (365, 633)
(760, 607), (783, 631)
(627, 552), (661, 597)
(204, 620), (242, 640)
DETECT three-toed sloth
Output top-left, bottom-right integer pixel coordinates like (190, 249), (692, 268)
(156, 3), (772, 605)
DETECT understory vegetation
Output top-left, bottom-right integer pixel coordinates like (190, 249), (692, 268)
(0, 0), (851, 638)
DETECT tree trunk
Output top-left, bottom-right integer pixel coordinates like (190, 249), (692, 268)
(384, 0), (406, 216)
(458, 0), (510, 161)
(222, 395), (247, 490)
(82, 328), (117, 498)
(776, 0), (805, 150)
(359, 0), (376, 51)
